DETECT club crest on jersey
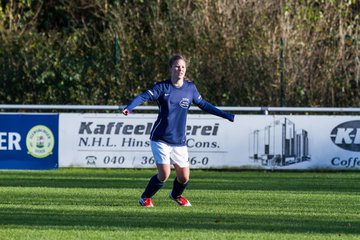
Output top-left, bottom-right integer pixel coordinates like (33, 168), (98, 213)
(179, 98), (190, 108)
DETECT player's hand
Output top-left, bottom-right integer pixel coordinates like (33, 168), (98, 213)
(122, 109), (130, 116)
(227, 113), (235, 122)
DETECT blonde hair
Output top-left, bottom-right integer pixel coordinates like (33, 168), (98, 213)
(168, 54), (189, 67)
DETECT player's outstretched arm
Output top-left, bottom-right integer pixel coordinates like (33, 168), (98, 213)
(197, 99), (235, 122)
(122, 91), (152, 116)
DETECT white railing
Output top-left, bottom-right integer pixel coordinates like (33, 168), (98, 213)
(0, 104), (360, 114)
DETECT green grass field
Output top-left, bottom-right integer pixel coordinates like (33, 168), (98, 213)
(0, 168), (359, 240)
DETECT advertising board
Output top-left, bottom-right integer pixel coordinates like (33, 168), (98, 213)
(59, 113), (360, 170)
(59, 113), (234, 168)
(0, 113), (58, 169)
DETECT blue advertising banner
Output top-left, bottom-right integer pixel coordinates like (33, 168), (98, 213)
(0, 113), (58, 169)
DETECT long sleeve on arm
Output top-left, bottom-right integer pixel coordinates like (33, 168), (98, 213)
(125, 91), (151, 112)
(196, 99), (235, 122)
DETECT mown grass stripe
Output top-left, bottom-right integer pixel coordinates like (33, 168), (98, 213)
(0, 169), (358, 239)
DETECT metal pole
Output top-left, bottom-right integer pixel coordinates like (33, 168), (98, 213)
(0, 104), (360, 113)
(114, 33), (119, 65)
(280, 37), (285, 107)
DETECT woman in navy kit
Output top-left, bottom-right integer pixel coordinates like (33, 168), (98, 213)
(122, 54), (234, 207)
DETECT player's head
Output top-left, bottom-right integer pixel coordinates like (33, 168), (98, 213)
(168, 54), (189, 68)
(169, 54), (189, 81)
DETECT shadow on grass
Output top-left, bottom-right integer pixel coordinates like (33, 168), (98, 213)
(0, 169), (359, 193)
(0, 169), (359, 235)
(0, 206), (358, 235)
(0, 169), (148, 189)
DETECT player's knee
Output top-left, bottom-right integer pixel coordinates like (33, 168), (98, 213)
(157, 173), (170, 182)
(176, 176), (189, 184)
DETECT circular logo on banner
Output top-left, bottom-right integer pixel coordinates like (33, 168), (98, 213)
(26, 125), (55, 158)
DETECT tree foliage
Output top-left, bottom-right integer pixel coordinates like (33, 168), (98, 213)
(0, 0), (359, 107)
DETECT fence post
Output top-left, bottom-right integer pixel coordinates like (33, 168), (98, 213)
(280, 36), (285, 107)
(114, 33), (119, 65)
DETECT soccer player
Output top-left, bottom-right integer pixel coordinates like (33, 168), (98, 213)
(122, 54), (235, 207)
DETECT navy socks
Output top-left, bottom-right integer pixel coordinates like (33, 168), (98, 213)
(141, 174), (165, 198)
(170, 178), (188, 199)
(141, 175), (188, 199)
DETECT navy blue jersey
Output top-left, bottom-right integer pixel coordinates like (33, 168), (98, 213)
(125, 79), (234, 146)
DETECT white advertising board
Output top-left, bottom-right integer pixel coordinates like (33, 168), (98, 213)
(59, 113), (360, 170)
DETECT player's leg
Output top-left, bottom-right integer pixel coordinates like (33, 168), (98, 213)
(139, 164), (170, 200)
(169, 146), (191, 206)
(139, 141), (171, 207)
(172, 164), (190, 196)
(156, 163), (171, 182)
(169, 164), (191, 206)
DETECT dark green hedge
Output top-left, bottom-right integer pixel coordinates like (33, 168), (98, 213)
(0, 0), (359, 107)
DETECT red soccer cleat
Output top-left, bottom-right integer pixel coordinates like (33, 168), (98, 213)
(169, 193), (192, 207)
(139, 197), (154, 207)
